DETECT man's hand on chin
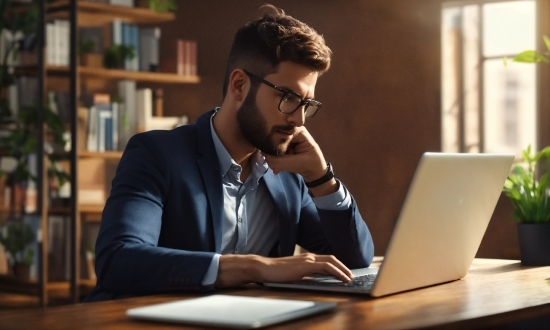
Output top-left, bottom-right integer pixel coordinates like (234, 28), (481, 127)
(214, 253), (353, 288)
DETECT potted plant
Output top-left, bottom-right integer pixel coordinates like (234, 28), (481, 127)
(503, 145), (550, 265)
(0, 220), (34, 281)
(103, 44), (135, 69)
(77, 37), (102, 68)
(502, 36), (550, 265)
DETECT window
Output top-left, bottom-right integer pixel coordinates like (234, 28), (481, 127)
(441, 0), (537, 157)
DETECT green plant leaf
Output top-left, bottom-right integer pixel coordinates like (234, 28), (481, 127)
(544, 35), (550, 53)
(148, 0), (177, 12)
(514, 50), (549, 63)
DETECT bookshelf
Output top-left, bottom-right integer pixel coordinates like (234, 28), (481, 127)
(69, 0), (200, 303)
(2, 0), (199, 305)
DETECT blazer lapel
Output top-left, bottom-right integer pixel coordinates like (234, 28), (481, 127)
(263, 171), (295, 256)
(195, 110), (224, 253)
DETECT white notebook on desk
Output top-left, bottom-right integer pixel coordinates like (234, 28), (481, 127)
(126, 294), (336, 329)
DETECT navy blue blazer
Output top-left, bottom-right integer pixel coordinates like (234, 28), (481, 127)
(85, 109), (374, 301)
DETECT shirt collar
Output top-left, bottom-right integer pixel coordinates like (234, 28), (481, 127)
(210, 109), (268, 181)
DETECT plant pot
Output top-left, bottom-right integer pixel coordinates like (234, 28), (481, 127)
(12, 263), (30, 282)
(517, 223), (550, 266)
(79, 53), (103, 68)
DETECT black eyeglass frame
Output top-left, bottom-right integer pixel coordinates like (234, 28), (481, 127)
(243, 70), (322, 119)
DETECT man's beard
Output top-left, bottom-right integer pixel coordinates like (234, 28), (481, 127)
(236, 87), (295, 156)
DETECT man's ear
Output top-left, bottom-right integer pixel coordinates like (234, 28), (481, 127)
(228, 69), (248, 102)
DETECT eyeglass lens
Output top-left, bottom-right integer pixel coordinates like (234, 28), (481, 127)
(279, 93), (320, 118)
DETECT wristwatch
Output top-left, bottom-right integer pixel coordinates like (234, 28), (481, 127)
(305, 162), (334, 188)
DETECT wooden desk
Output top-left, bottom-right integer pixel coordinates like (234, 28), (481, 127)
(0, 258), (549, 329)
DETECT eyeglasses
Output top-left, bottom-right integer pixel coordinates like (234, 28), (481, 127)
(244, 70), (322, 119)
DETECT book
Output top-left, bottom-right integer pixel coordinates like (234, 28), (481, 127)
(184, 40), (191, 76)
(112, 19), (122, 54)
(148, 115), (188, 130)
(77, 107), (89, 151)
(121, 23), (139, 71)
(110, 0), (134, 7)
(79, 184), (106, 205)
(48, 216), (68, 280)
(111, 102), (119, 151)
(139, 27), (160, 72)
(122, 22), (130, 70)
(55, 20), (70, 66)
(46, 23), (56, 65)
(153, 88), (163, 116)
(97, 106), (112, 152)
(118, 80), (136, 149)
(130, 24), (139, 71)
(54, 91), (71, 124)
(135, 88), (152, 133)
(17, 76), (38, 108)
(87, 93), (111, 152)
(86, 105), (98, 152)
(177, 39), (184, 75)
(172, 39), (197, 76)
(158, 39), (198, 76)
(191, 40), (197, 76)
(8, 84), (18, 119)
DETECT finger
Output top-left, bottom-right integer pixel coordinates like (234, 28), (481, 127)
(313, 262), (352, 282)
(310, 255), (353, 279)
(262, 154), (298, 173)
(315, 255), (353, 278)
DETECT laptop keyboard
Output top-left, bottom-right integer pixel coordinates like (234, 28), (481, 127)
(296, 274), (377, 288)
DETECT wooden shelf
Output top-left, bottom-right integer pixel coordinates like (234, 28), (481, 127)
(46, 0), (175, 27)
(48, 205), (104, 221)
(0, 275), (94, 298)
(78, 66), (201, 84)
(16, 65), (200, 84)
(79, 150), (123, 159)
(79, 204), (104, 216)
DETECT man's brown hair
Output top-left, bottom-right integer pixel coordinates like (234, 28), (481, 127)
(222, 4), (332, 97)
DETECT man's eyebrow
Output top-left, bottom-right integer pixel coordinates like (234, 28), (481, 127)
(277, 84), (315, 99)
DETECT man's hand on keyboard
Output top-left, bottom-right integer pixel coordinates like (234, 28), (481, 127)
(215, 253), (353, 288)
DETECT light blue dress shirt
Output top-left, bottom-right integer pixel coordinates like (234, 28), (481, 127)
(201, 110), (352, 285)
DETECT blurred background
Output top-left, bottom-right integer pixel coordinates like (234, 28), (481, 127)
(159, 0), (550, 260)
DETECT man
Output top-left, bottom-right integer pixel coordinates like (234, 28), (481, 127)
(85, 4), (373, 301)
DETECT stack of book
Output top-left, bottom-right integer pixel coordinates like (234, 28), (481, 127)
(86, 93), (119, 152)
(177, 39), (198, 76)
(82, 84), (188, 153)
(46, 20), (70, 66)
(160, 39), (198, 77)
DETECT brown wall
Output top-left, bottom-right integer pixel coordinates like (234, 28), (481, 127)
(158, 0), (520, 259)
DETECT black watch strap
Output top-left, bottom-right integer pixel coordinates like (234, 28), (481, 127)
(305, 162), (334, 188)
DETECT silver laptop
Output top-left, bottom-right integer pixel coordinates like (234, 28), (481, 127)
(264, 152), (514, 297)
